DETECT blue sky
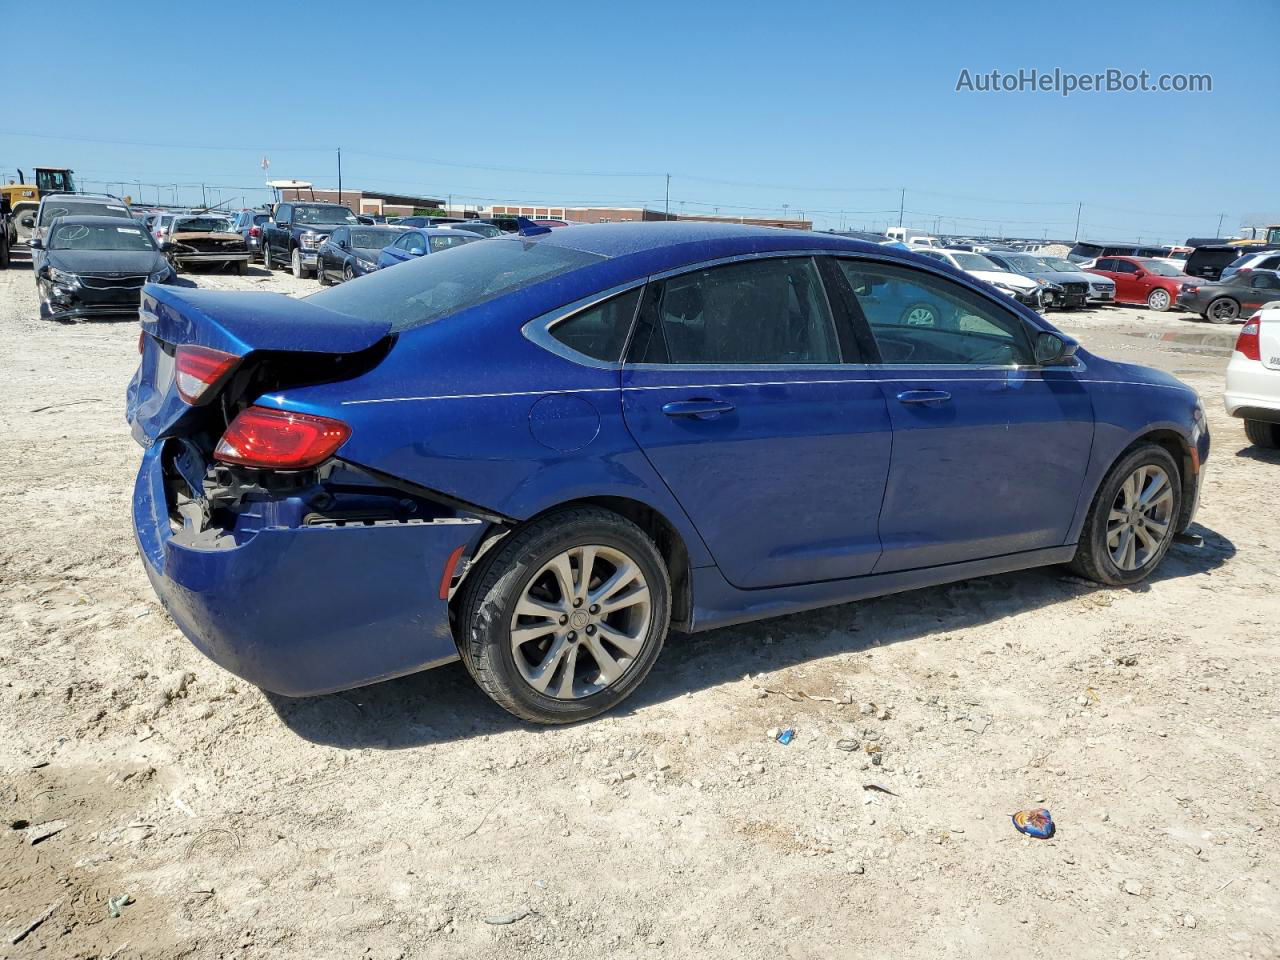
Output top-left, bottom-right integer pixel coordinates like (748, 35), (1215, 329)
(7, 0), (1277, 242)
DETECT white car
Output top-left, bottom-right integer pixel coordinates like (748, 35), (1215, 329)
(1220, 249), (1280, 283)
(914, 248), (1044, 306)
(1225, 305), (1280, 448)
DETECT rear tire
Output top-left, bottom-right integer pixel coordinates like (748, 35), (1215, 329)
(1069, 444), (1182, 587)
(1206, 297), (1239, 323)
(1147, 288), (1172, 312)
(234, 260), (248, 275)
(457, 507), (671, 724)
(1244, 419), (1280, 449)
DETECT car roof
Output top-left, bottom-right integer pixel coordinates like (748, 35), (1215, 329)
(529, 220), (880, 262)
(47, 215), (148, 227)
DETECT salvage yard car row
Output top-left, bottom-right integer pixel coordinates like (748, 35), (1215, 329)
(11, 182), (1280, 723)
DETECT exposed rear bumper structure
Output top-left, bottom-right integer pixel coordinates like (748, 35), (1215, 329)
(132, 445), (482, 696)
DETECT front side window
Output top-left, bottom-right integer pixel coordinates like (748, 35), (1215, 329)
(628, 257), (839, 365)
(835, 260), (1033, 366)
(275, 204), (292, 223)
(330, 228), (349, 245)
(1113, 260), (1139, 274)
(548, 287), (643, 363)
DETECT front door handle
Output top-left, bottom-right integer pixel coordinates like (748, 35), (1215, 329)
(661, 398), (735, 419)
(896, 389), (952, 405)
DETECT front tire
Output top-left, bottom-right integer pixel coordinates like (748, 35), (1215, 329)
(1070, 444), (1182, 586)
(457, 507), (671, 724)
(261, 241), (275, 270)
(1206, 297), (1239, 323)
(291, 247), (309, 279)
(1244, 419), (1280, 449)
(342, 263), (355, 282)
(316, 257), (330, 285)
(1147, 288), (1172, 312)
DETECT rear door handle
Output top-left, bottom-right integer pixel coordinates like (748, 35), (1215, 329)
(661, 398), (735, 419)
(896, 389), (952, 405)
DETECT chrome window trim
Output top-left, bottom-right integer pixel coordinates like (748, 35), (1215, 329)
(521, 247), (1078, 373)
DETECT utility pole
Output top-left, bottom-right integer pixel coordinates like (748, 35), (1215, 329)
(898, 188), (905, 228)
(337, 147), (343, 205)
(665, 174), (670, 219)
(1216, 212), (1226, 236)
(1074, 201), (1082, 242)
(201, 183), (207, 209)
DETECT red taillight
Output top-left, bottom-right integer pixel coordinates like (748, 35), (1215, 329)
(1235, 317), (1262, 362)
(214, 406), (351, 470)
(138, 330), (146, 354)
(249, 226), (261, 237)
(175, 344), (240, 404)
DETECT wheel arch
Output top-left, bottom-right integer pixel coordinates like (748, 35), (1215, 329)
(451, 495), (696, 635)
(1110, 428), (1199, 533)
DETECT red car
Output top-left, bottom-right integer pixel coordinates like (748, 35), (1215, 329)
(1084, 256), (1188, 312)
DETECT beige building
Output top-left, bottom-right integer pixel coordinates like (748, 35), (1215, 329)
(488, 203), (811, 230)
(280, 187), (444, 218)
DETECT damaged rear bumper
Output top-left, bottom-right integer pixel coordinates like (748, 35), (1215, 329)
(132, 444), (483, 696)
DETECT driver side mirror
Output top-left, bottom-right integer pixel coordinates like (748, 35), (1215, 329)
(1034, 330), (1079, 366)
(27, 237), (42, 250)
(409, 247), (425, 256)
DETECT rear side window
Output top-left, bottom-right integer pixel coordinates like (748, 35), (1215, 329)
(427, 234), (476, 253)
(1250, 273), (1280, 290)
(309, 237), (605, 331)
(835, 259), (1033, 366)
(628, 257), (839, 365)
(548, 287), (643, 363)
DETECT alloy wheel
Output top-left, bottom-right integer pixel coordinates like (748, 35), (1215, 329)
(902, 304), (939, 326)
(292, 248), (302, 278)
(509, 545), (652, 700)
(1208, 298), (1239, 323)
(1149, 289), (1170, 310)
(343, 263), (354, 282)
(1106, 464), (1174, 571)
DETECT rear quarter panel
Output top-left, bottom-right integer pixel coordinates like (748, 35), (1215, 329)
(270, 292), (717, 569)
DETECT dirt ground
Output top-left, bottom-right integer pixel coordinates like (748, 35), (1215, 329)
(1, 249), (1277, 960)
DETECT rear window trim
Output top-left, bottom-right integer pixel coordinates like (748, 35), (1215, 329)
(523, 277), (650, 370)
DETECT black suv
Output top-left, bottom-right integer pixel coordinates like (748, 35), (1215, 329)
(261, 203), (360, 278)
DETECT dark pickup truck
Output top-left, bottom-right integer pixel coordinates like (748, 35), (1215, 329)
(261, 202), (361, 278)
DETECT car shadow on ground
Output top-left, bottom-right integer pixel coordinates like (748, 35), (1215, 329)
(1234, 445), (1280, 465)
(269, 522), (1234, 749)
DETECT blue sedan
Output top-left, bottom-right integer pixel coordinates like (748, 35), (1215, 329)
(375, 226), (478, 270)
(126, 223), (1209, 723)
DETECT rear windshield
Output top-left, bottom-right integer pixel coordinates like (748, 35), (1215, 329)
(174, 217), (232, 232)
(308, 237), (605, 331)
(40, 200), (131, 225)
